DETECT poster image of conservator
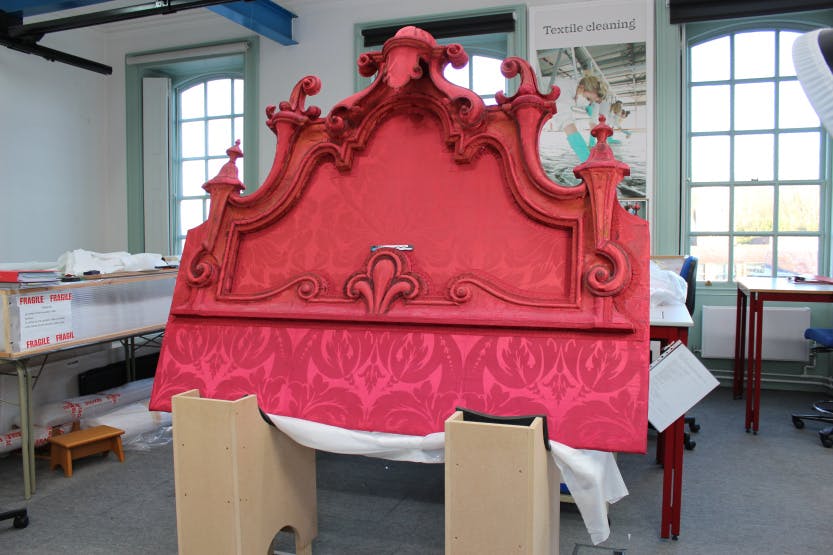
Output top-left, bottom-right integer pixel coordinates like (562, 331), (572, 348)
(536, 42), (647, 199)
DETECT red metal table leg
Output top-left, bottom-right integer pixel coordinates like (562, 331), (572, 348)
(751, 295), (763, 433)
(745, 294), (763, 433)
(653, 329), (688, 540)
(745, 295), (756, 431)
(733, 288), (747, 399)
(670, 416), (684, 539)
(655, 428), (664, 464)
(659, 415), (684, 540)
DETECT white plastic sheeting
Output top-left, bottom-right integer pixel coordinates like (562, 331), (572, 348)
(268, 413), (626, 545)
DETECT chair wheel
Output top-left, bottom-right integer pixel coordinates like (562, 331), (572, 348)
(13, 514), (29, 529)
(820, 431), (833, 448)
(684, 433), (696, 450)
(792, 416), (805, 429)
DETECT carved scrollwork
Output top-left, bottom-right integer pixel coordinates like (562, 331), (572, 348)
(266, 75), (322, 133)
(493, 57), (586, 201)
(447, 274), (570, 308)
(345, 250), (422, 314)
(185, 248), (217, 288)
(584, 241), (630, 297)
(496, 57), (558, 104)
(220, 273), (328, 302)
(357, 52), (379, 78)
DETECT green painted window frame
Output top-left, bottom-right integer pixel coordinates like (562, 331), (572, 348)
(174, 74), (245, 254)
(125, 38), (259, 254)
(683, 11), (833, 284)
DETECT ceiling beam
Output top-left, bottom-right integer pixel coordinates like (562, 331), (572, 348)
(4, 1), (296, 45)
(0, 34), (112, 73)
(7, 0), (253, 38)
(1, 0), (296, 74)
(209, 0), (295, 45)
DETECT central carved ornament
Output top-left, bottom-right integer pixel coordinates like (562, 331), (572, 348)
(345, 250), (422, 314)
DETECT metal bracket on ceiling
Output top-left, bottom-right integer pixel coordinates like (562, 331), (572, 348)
(0, 0), (255, 75)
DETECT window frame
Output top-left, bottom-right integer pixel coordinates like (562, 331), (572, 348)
(173, 74), (246, 254)
(125, 38), (259, 255)
(683, 12), (833, 284)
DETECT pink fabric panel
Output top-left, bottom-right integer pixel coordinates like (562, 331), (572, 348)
(150, 317), (648, 453)
(231, 114), (574, 301)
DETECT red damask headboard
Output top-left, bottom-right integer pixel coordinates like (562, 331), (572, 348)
(149, 26), (650, 453)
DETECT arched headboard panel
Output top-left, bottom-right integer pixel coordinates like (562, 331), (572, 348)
(150, 26), (650, 453)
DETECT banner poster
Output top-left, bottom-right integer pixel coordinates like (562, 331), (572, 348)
(529, 0), (653, 217)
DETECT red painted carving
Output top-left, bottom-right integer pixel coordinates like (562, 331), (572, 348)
(576, 116), (632, 297)
(185, 141), (245, 289)
(345, 249), (422, 313)
(496, 57), (585, 201)
(151, 27), (650, 453)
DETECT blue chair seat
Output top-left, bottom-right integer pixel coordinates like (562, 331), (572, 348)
(804, 327), (833, 348)
(791, 327), (833, 447)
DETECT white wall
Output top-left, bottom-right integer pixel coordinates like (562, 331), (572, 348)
(1, 0), (567, 264)
(0, 29), (112, 262)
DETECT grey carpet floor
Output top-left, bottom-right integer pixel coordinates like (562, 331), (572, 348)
(1, 387), (831, 554)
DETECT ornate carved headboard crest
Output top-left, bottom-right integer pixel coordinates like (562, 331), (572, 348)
(176, 25), (645, 335)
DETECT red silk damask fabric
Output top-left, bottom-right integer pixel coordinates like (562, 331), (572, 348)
(149, 26), (650, 453)
(151, 318), (647, 452)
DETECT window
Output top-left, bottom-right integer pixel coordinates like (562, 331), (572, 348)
(442, 44), (506, 106)
(125, 40), (259, 255)
(176, 77), (245, 254)
(686, 25), (830, 282)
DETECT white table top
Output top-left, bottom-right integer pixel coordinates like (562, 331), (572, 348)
(736, 276), (833, 295)
(650, 303), (694, 328)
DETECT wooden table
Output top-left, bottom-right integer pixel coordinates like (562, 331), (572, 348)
(733, 278), (833, 433)
(650, 303), (693, 540)
(0, 270), (175, 498)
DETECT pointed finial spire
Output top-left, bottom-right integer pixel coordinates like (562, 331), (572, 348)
(591, 116), (614, 146)
(203, 140), (245, 194)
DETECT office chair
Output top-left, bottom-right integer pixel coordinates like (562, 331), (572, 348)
(790, 327), (833, 448)
(680, 256), (701, 450)
(0, 507), (28, 529)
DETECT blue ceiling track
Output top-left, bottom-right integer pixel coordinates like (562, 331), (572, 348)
(1, 1), (296, 73)
(210, 1), (296, 46)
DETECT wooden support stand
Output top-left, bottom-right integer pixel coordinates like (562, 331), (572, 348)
(48, 424), (125, 477)
(171, 390), (317, 555)
(445, 411), (560, 555)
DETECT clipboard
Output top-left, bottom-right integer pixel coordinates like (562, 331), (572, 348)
(649, 341), (719, 432)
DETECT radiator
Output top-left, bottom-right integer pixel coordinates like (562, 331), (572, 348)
(700, 306), (811, 361)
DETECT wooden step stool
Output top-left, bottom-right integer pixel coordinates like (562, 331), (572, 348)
(48, 425), (125, 477)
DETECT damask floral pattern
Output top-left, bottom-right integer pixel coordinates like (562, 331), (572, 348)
(150, 318), (648, 452)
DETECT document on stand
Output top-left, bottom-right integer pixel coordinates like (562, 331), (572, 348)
(649, 341), (719, 432)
